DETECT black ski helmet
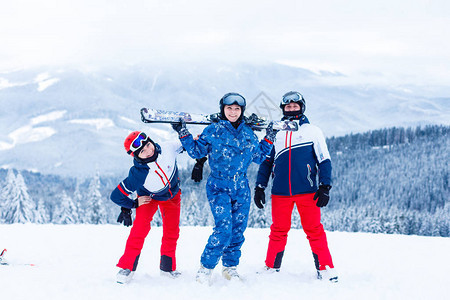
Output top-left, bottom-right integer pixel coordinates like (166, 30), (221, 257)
(219, 92), (246, 119)
(280, 91), (306, 114)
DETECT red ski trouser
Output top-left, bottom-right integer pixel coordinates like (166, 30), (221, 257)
(265, 193), (334, 271)
(117, 191), (181, 272)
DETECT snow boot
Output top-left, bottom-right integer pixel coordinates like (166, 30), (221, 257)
(317, 266), (338, 283)
(256, 265), (280, 274)
(160, 269), (182, 279)
(116, 268), (134, 284)
(196, 265), (213, 285)
(222, 266), (243, 281)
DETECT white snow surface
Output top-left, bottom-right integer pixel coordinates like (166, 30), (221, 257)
(30, 111), (67, 125)
(0, 110), (66, 151)
(68, 118), (115, 130)
(34, 72), (60, 92)
(0, 126), (56, 151)
(1, 224), (449, 300)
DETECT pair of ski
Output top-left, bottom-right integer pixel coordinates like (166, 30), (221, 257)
(0, 249), (35, 267)
(141, 108), (298, 131)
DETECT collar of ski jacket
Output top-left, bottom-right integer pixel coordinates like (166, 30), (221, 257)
(133, 142), (162, 165)
(218, 118), (245, 131)
(282, 114), (309, 126)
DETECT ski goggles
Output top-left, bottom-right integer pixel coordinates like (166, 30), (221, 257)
(130, 132), (149, 153)
(281, 91), (304, 105)
(221, 93), (246, 107)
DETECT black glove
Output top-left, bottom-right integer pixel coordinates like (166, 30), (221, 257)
(244, 113), (265, 131)
(264, 122), (279, 143)
(191, 157), (207, 182)
(245, 113), (263, 125)
(254, 185), (266, 209)
(314, 185), (331, 207)
(171, 118), (190, 138)
(117, 207), (132, 227)
(209, 113), (221, 123)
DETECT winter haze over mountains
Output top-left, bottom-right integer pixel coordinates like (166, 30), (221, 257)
(1, 1), (449, 177)
(0, 63), (449, 177)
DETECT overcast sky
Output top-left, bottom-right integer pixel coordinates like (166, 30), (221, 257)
(1, 0), (449, 86)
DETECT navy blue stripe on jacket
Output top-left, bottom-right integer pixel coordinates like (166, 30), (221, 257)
(256, 116), (332, 196)
(110, 141), (182, 208)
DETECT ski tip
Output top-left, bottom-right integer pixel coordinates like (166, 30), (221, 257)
(0, 249), (6, 256)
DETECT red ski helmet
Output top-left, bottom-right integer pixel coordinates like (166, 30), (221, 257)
(124, 131), (150, 157)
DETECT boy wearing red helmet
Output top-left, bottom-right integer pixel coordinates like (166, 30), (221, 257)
(111, 131), (184, 284)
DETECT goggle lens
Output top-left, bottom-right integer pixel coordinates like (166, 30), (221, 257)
(130, 133), (148, 152)
(282, 92), (303, 104)
(222, 94), (246, 107)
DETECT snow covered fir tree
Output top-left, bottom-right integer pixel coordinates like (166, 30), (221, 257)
(1, 170), (36, 223)
(0, 125), (449, 237)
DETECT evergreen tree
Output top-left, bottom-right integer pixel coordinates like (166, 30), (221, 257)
(35, 199), (50, 224)
(291, 205), (301, 229)
(85, 173), (108, 224)
(251, 206), (270, 228)
(2, 171), (36, 223)
(0, 169), (15, 204)
(0, 169), (16, 222)
(181, 190), (201, 226)
(73, 179), (86, 223)
(53, 190), (79, 224)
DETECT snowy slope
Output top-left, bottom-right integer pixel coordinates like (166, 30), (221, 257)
(0, 224), (449, 300)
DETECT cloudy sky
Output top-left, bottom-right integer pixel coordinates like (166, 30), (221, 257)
(1, 0), (449, 86)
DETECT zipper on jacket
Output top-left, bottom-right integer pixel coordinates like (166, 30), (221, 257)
(287, 131), (293, 196)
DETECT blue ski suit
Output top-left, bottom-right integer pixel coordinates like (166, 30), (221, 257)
(180, 119), (273, 269)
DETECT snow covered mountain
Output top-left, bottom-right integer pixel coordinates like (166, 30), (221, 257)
(1, 63), (449, 177)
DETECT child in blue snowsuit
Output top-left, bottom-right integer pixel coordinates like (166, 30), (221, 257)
(172, 93), (277, 283)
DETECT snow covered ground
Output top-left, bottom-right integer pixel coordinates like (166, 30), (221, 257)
(0, 224), (449, 300)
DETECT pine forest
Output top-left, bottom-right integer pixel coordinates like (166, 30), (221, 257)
(0, 125), (448, 237)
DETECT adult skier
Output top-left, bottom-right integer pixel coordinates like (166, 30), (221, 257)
(254, 91), (338, 282)
(171, 92), (277, 284)
(110, 131), (183, 284)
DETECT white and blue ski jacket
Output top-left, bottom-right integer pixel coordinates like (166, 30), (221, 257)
(256, 116), (332, 196)
(110, 141), (183, 208)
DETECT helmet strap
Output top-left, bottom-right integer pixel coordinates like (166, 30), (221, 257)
(133, 140), (159, 164)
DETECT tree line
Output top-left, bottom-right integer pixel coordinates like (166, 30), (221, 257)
(0, 125), (448, 237)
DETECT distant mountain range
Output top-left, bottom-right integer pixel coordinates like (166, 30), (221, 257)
(1, 63), (449, 177)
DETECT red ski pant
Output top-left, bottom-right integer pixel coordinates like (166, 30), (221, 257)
(117, 191), (181, 272)
(265, 193), (334, 271)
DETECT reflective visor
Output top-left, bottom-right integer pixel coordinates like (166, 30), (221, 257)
(281, 91), (303, 105)
(130, 132), (148, 152)
(222, 94), (246, 107)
